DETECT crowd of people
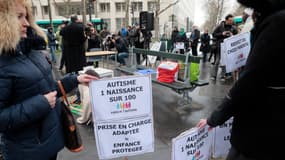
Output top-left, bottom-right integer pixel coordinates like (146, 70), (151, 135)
(1, 0), (285, 159)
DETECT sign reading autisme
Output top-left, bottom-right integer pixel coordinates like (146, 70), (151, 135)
(90, 76), (152, 121)
(90, 75), (154, 159)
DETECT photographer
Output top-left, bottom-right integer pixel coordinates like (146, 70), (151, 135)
(210, 14), (238, 81)
(110, 34), (129, 66)
(103, 34), (115, 51)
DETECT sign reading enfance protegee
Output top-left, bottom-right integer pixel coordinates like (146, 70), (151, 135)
(90, 75), (153, 121)
(90, 75), (154, 159)
(95, 117), (154, 159)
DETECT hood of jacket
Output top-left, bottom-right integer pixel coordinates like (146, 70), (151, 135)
(0, 0), (21, 54)
(238, 0), (285, 15)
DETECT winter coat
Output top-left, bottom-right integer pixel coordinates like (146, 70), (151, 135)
(212, 21), (238, 48)
(207, 7), (285, 160)
(0, 48), (78, 160)
(0, 3), (79, 159)
(60, 22), (86, 73)
(199, 33), (211, 53)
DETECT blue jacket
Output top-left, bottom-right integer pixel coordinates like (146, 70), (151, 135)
(0, 48), (79, 159)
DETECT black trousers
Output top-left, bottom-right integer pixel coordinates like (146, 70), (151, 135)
(226, 147), (255, 160)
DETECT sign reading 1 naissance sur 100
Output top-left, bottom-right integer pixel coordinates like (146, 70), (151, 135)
(90, 75), (154, 159)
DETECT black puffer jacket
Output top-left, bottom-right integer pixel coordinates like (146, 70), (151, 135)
(0, 29), (79, 160)
(207, 1), (285, 159)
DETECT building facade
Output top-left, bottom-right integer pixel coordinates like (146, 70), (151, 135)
(29, 0), (195, 37)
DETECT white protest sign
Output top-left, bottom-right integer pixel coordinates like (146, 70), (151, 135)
(196, 125), (213, 160)
(172, 125), (213, 160)
(90, 76), (152, 121)
(95, 117), (154, 159)
(212, 117), (233, 158)
(172, 128), (198, 160)
(223, 32), (251, 73)
(90, 75), (154, 159)
(220, 42), (226, 66)
(147, 42), (161, 64)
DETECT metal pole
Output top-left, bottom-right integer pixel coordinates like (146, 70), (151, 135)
(88, 0), (92, 22)
(82, 0), (87, 25)
(47, 0), (53, 30)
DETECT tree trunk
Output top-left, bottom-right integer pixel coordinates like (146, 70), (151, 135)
(125, 0), (130, 26)
(47, 0), (53, 30)
(154, 0), (160, 40)
(82, 0), (87, 25)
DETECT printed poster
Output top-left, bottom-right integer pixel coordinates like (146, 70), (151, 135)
(212, 117), (233, 158)
(90, 75), (154, 159)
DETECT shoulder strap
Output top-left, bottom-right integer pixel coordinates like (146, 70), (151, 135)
(57, 80), (70, 106)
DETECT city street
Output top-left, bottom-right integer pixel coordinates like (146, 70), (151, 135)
(53, 56), (233, 160)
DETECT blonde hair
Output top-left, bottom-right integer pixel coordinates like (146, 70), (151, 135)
(0, 0), (20, 53)
(17, 0), (46, 39)
(0, 0), (47, 54)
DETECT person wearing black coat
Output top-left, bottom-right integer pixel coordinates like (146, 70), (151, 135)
(197, 0), (285, 159)
(210, 14), (238, 81)
(199, 29), (211, 62)
(190, 26), (201, 56)
(60, 15), (87, 74)
(0, 1), (97, 159)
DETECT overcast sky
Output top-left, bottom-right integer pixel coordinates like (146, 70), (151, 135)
(194, 0), (239, 27)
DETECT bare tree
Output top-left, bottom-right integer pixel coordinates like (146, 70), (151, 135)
(202, 0), (226, 32)
(232, 4), (246, 16)
(154, 0), (180, 39)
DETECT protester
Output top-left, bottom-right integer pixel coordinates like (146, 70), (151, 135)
(199, 29), (211, 62)
(197, 0), (285, 159)
(111, 34), (129, 66)
(56, 20), (68, 71)
(0, 0), (97, 159)
(47, 27), (57, 64)
(190, 25), (200, 56)
(60, 15), (86, 74)
(210, 14), (238, 81)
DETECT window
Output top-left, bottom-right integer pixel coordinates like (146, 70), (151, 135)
(102, 18), (111, 29)
(131, 2), (143, 12)
(116, 18), (126, 31)
(131, 17), (139, 25)
(58, 5), (66, 16)
(32, 6), (38, 16)
(148, 1), (156, 11)
(70, 4), (81, 15)
(42, 6), (48, 15)
(115, 3), (126, 12)
(100, 3), (110, 12)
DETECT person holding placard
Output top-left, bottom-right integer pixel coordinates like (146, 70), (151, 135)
(197, 0), (285, 159)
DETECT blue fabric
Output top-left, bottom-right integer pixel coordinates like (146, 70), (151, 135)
(0, 49), (78, 160)
(136, 69), (156, 75)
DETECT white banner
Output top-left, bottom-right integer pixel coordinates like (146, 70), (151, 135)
(90, 76), (152, 121)
(172, 125), (213, 160)
(196, 125), (213, 160)
(172, 128), (198, 160)
(222, 32), (251, 73)
(212, 118), (233, 158)
(95, 117), (154, 159)
(90, 75), (154, 159)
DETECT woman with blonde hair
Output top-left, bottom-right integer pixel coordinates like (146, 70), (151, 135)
(0, 0), (97, 159)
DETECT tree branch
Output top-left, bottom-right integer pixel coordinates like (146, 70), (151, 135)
(157, 0), (179, 16)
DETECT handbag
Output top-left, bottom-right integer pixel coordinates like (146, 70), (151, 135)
(57, 81), (84, 152)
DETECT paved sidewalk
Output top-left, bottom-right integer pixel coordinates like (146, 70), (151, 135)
(53, 55), (232, 160)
